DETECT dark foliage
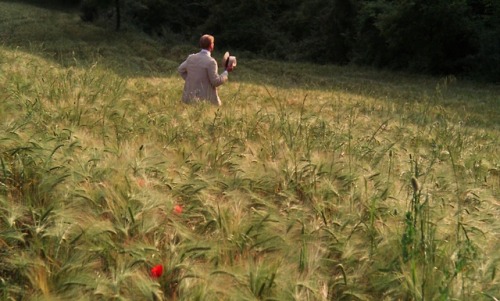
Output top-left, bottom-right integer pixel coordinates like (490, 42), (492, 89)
(75, 0), (500, 81)
(355, 0), (478, 74)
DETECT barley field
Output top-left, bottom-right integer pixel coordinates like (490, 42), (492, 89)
(1, 2), (499, 301)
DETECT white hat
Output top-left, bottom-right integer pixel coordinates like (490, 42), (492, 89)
(223, 52), (237, 69)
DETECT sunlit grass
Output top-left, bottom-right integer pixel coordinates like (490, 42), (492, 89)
(1, 1), (499, 300)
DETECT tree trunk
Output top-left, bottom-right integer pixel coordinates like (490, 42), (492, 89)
(115, 0), (121, 31)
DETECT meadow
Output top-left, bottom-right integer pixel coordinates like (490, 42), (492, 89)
(0, 2), (499, 300)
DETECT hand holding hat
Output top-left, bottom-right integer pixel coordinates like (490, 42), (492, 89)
(223, 52), (237, 72)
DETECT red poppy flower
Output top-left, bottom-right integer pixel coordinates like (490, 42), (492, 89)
(150, 264), (163, 278)
(174, 205), (183, 215)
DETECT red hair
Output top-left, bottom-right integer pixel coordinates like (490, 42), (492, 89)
(199, 34), (214, 50)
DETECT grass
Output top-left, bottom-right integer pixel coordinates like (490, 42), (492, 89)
(1, 1), (499, 300)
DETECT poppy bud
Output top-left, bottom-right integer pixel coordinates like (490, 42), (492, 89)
(411, 177), (420, 192)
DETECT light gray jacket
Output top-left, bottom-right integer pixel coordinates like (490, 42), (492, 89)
(178, 51), (228, 105)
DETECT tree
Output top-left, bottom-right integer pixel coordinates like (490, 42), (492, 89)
(466, 0), (500, 81)
(80, 0), (122, 31)
(73, 0), (499, 81)
(354, 0), (478, 74)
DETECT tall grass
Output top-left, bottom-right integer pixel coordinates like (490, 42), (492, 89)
(1, 1), (499, 300)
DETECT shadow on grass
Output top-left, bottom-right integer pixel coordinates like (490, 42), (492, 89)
(1, 0), (499, 129)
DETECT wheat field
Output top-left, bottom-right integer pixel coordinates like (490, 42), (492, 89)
(0, 2), (499, 300)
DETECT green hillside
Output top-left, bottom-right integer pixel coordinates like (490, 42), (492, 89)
(1, 2), (499, 300)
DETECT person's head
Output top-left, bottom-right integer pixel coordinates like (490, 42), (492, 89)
(199, 34), (215, 52)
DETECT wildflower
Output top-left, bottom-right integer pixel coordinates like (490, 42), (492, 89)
(137, 178), (146, 187)
(151, 264), (163, 278)
(174, 204), (183, 215)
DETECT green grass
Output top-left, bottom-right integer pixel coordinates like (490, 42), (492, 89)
(1, 2), (499, 300)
